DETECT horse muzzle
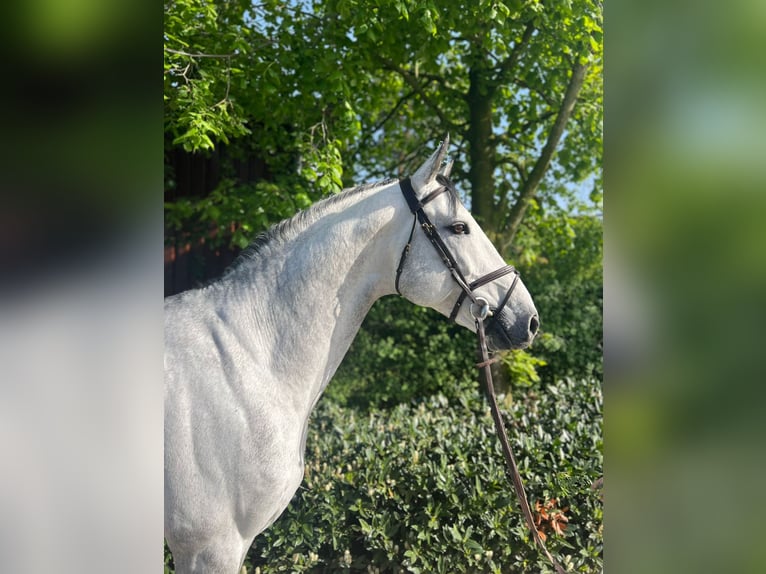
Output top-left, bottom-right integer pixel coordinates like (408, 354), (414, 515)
(484, 307), (539, 351)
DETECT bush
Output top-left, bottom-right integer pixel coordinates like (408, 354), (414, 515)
(330, 212), (603, 411)
(515, 213), (603, 384)
(328, 297), (478, 409)
(247, 377), (602, 573)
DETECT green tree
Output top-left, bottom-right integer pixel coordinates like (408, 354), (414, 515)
(328, 0), (603, 253)
(164, 0), (253, 150)
(164, 0), (602, 254)
(163, 0), (603, 389)
(515, 204), (603, 383)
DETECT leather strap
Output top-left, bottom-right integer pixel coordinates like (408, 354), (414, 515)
(448, 265), (517, 322)
(396, 177), (566, 571)
(476, 318), (568, 574)
(396, 178), (471, 297)
(396, 178), (517, 323)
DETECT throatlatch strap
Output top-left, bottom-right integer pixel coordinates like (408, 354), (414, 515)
(394, 215), (418, 296)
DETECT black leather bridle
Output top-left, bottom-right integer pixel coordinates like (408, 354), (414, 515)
(394, 176), (566, 574)
(394, 176), (521, 325)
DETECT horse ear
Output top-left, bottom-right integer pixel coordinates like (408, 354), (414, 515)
(411, 134), (450, 192)
(440, 159), (454, 179)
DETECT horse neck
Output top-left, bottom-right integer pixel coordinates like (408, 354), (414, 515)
(220, 181), (406, 410)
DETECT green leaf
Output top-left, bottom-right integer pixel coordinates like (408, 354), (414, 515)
(465, 538), (483, 552)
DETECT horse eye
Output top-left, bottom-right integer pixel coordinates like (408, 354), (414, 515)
(449, 222), (469, 235)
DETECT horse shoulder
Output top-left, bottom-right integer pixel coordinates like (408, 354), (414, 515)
(165, 289), (306, 539)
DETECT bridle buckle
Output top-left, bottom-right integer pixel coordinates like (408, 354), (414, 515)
(470, 297), (492, 321)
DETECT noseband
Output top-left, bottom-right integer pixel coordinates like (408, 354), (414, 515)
(394, 176), (520, 324)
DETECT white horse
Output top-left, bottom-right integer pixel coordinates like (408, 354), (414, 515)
(164, 137), (539, 573)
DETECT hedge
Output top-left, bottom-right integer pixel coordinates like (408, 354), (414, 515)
(247, 376), (602, 573)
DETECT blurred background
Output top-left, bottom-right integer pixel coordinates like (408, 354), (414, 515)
(0, 0), (762, 572)
(0, 1), (161, 573)
(607, 1), (766, 572)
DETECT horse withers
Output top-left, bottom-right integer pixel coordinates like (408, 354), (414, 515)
(164, 137), (539, 573)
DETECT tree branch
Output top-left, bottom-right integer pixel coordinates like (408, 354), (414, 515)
(491, 21), (536, 88)
(165, 48), (236, 59)
(500, 59), (589, 252)
(520, 110), (556, 135)
(415, 72), (466, 98)
(512, 77), (557, 107)
(352, 89), (418, 157)
(497, 156), (528, 184)
(370, 90), (418, 135)
(378, 57), (460, 131)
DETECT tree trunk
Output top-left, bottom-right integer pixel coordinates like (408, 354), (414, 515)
(466, 65), (497, 232)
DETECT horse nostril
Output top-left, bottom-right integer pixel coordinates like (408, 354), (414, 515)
(529, 314), (539, 336)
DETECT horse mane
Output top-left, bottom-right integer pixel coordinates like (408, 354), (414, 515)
(218, 178), (395, 278)
(216, 174), (460, 281)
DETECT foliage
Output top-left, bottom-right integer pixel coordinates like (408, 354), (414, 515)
(501, 348), (549, 388)
(165, 0), (355, 250)
(328, 297), (476, 409)
(514, 206), (603, 383)
(164, 541), (174, 574)
(164, 175), (330, 250)
(331, 296), (554, 411)
(246, 378), (602, 573)
(164, 0), (602, 251)
(164, 0), (253, 150)
(318, 0), (603, 235)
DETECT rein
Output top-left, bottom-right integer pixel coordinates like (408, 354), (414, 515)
(475, 317), (568, 574)
(396, 177), (567, 573)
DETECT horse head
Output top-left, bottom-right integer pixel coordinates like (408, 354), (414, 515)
(396, 136), (539, 351)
